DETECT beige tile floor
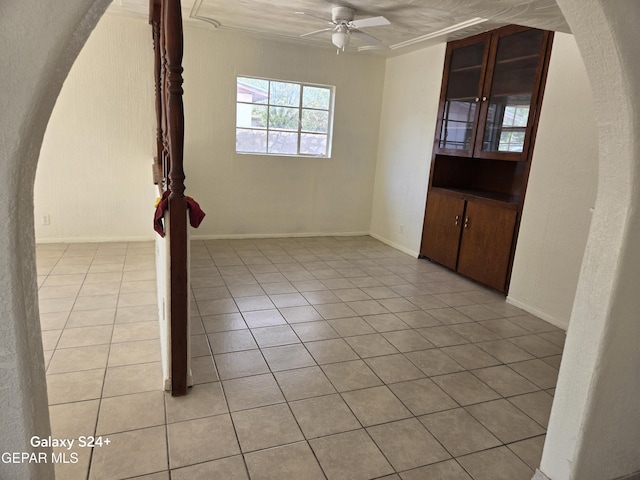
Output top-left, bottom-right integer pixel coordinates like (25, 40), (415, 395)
(36, 236), (564, 480)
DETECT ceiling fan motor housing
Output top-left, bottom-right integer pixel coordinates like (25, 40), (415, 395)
(332, 6), (355, 24)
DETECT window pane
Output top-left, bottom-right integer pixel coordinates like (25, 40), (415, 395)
(439, 100), (477, 150)
(301, 109), (328, 133)
(302, 86), (330, 109)
(236, 104), (267, 128)
(300, 133), (327, 156)
(237, 77), (269, 104)
(268, 131), (298, 154)
(269, 107), (299, 131)
(482, 92), (532, 152)
(503, 105), (530, 127)
(236, 128), (267, 153)
(498, 130), (525, 152)
(270, 81), (300, 107)
(236, 76), (333, 157)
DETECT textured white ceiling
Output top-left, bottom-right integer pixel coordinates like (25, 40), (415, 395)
(107, 0), (568, 55)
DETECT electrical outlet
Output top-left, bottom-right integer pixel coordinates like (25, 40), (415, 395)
(41, 214), (50, 225)
(399, 224), (404, 234)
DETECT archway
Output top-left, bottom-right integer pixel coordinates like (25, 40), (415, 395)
(538, 0), (640, 478)
(0, 1), (111, 478)
(2, 1), (640, 479)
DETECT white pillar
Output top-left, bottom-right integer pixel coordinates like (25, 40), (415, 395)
(539, 1), (640, 479)
(0, 1), (110, 478)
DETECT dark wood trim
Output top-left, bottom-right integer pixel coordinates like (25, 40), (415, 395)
(163, 0), (189, 397)
(151, 0), (189, 396)
(150, 0), (164, 194)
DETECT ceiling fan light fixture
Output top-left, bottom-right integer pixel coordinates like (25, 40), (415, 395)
(332, 30), (350, 49)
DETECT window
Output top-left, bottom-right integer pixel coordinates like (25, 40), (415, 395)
(236, 76), (334, 157)
(498, 105), (530, 152)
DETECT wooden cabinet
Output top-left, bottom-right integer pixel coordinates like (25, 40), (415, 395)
(421, 190), (465, 271)
(422, 189), (516, 292)
(420, 25), (553, 292)
(456, 200), (517, 291)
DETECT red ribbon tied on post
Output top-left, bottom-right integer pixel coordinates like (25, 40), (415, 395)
(154, 190), (206, 237)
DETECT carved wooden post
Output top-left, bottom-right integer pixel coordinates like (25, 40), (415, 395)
(149, 0), (164, 192)
(160, 6), (170, 182)
(163, 0), (189, 396)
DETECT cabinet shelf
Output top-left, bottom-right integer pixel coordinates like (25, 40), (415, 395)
(431, 186), (519, 207)
(445, 96), (478, 102)
(488, 92), (532, 99)
(450, 64), (482, 73)
(495, 54), (540, 65)
(447, 91), (534, 101)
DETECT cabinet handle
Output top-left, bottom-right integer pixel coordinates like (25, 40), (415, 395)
(482, 96), (487, 102)
(464, 217), (469, 229)
(455, 215), (460, 226)
(475, 97), (479, 103)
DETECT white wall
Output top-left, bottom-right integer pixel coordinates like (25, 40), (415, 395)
(369, 44), (446, 256)
(35, 15), (386, 241)
(35, 14), (157, 242)
(508, 32), (598, 329)
(182, 27), (385, 238)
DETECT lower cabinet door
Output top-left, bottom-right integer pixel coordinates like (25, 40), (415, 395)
(420, 190), (465, 270)
(457, 200), (517, 292)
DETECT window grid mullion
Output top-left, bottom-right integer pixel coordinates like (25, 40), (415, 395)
(297, 86), (304, 155)
(266, 80), (272, 153)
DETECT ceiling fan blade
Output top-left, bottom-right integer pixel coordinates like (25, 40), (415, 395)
(351, 16), (390, 29)
(300, 27), (334, 38)
(350, 29), (383, 45)
(295, 11), (334, 25)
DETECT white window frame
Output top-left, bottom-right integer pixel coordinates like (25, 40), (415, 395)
(498, 104), (530, 152)
(236, 76), (335, 158)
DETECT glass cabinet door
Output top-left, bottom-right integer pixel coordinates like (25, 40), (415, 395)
(436, 38), (488, 156)
(476, 28), (546, 159)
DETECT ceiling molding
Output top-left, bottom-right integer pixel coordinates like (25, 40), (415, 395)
(389, 17), (488, 50)
(190, 0), (220, 28)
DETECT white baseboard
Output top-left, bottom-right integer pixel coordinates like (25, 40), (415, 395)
(506, 296), (568, 330)
(36, 236), (154, 244)
(191, 231), (370, 240)
(368, 232), (419, 258)
(35, 232), (417, 259)
(37, 232), (372, 244)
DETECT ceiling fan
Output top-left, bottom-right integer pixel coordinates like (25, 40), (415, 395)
(296, 6), (390, 53)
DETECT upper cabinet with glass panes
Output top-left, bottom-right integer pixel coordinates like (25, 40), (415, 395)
(434, 25), (553, 161)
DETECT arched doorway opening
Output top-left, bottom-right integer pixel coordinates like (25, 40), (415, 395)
(0, 2), (112, 478)
(2, 1), (640, 479)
